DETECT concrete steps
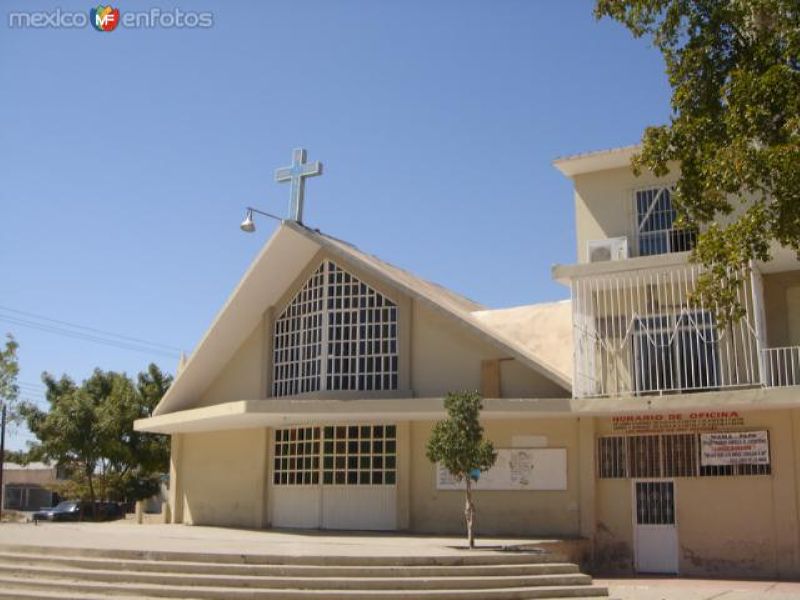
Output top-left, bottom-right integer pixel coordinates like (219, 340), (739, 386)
(0, 545), (608, 599)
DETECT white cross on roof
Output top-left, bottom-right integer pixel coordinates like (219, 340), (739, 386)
(274, 148), (323, 224)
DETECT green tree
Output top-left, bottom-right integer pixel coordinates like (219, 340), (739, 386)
(24, 373), (103, 513)
(595, 0), (800, 321)
(22, 364), (172, 514)
(426, 391), (497, 549)
(3, 449), (30, 465)
(0, 335), (20, 422)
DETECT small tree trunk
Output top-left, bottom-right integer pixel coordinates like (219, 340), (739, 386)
(464, 477), (475, 549)
(86, 467), (96, 522)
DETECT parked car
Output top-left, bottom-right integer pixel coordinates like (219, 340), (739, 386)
(32, 501), (88, 522)
(96, 502), (124, 520)
(32, 501), (124, 523)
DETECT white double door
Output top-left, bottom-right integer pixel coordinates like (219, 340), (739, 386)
(633, 480), (679, 574)
(270, 425), (398, 531)
(272, 484), (396, 530)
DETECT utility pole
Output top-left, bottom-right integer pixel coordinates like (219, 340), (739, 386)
(0, 404), (6, 521)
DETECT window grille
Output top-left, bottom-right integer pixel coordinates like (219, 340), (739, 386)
(662, 433), (698, 477)
(273, 425), (397, 487)
(635, 481), (675, 525)
(321, 424), (397, 485)
(598, 436), (627, 478)
(273, 427), (321, 486)
(628, 435), (661, 478)
(272, 261), (398, 397)
(635, 188), (696, 256)
(325, 263), (398, 392)
(597, 432), (771, 479)
(273, 265), (325, 397)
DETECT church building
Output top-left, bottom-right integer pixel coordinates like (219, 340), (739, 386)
(136, 147), (800, 578)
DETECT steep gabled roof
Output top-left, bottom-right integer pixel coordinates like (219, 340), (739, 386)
(153, 222), (570, 416)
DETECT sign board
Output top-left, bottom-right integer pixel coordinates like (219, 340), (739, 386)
(611, 411), (744, 434)
(700, 431), (770, 466)
(436, 448), (567, 491)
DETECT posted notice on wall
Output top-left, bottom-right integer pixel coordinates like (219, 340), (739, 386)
(436, 448), (567, 491)
(700, 431), (770, 466)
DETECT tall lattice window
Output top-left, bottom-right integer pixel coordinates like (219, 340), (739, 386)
(273, 264), (325, 397)
(272, 261), (398, 397)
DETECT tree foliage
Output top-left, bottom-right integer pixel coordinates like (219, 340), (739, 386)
(21, 364), (172, 510)
(426, 391), (496, 548)
(0, 335), (20, 422)
(595, 0), (800, 321)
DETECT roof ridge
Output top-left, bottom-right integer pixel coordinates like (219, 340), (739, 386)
(291, 222), (486, 311)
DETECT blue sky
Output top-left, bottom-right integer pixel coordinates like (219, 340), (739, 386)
(0, 0), (670, 449)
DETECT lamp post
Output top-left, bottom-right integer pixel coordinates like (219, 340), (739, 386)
(239, 207), (283, 233)
(0, 404), (6, 521)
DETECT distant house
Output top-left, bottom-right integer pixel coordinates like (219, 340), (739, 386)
(3, 462), (63, 511)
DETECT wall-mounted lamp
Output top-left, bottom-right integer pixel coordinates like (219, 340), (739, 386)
(239, 207), (283, 233)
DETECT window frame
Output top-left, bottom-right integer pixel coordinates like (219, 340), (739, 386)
(271, 260), (399, 398)
(632, 185), (697, 257)
(273, 425), (398, 487)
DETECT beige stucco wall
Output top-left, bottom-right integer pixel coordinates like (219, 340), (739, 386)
(2, 467), (58, 486)
(593, 408), (800, 578)
(411, 301), (568, 399)
(573, 166), (674, 262)
(408, 418), (581, 536)
(197, 320), (265, 407)
(177, 428), (268, 529)
(763, 271), (800, 348)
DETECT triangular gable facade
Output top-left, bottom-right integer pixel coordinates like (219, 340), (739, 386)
(149, 221), (571, 420)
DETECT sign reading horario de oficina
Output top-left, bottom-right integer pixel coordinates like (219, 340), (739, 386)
(611, 411), (745, 434)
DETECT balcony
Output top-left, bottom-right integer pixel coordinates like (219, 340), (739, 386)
(571, 263), (762, 398)
(762, 346), (800, 388)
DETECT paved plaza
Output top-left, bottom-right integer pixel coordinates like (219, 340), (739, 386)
(0, 520), (579, 557)
(597, 577), (800, 600)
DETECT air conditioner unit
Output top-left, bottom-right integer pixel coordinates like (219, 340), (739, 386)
(587, 237), (629, 263)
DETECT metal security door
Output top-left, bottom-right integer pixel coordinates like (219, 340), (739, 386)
(633, 480), (678, 573)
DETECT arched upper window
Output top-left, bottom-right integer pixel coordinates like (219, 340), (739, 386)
(272, 260), (398, 397)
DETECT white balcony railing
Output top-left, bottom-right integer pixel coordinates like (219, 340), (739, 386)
(634, 228), (697, 257)
(762, 347), (800, 388)
(571, 263), (761, 398)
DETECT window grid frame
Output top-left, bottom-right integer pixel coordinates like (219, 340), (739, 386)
(273, 265), (325, 397)
(272, 425), (397, 487)
(273, 426), (321, 486)
(272, 260), (399, 398)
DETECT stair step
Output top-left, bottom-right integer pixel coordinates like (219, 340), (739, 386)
(0, 562), (594, 590)
(0, 551), (580, 577)
(0, 576), (609, 599)
(0, 543), (562, 566)
(0, 588), (155, 600)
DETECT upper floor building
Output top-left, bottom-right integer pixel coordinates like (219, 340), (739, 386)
(552, 146), (800, 399)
